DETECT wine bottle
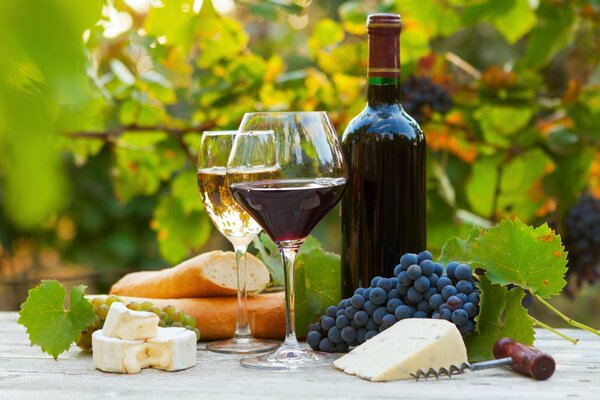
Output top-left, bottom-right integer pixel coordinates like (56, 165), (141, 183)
(341, 13), (426, 297)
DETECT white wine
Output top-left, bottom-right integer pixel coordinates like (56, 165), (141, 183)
(197, 167), (278, 239)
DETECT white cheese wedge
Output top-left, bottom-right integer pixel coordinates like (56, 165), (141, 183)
(92, 330), (147, 374)
(334, 319), (467, 381)
(92, 328), (197, 374)
(102, 302), (159, 340)
(145, 327), (197, 372)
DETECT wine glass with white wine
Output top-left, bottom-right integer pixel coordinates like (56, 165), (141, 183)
(197, 130), (279, 354)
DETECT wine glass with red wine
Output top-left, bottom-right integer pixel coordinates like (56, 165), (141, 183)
(228, 112), (347, 370)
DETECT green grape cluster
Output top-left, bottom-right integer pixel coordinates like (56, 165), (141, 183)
(77, 295), (201, 351)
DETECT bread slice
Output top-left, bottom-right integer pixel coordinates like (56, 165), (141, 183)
(88, 293), (285, 340)
(110, 251), (271, 298)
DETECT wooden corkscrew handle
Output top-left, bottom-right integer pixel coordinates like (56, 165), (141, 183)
(493, 337), (556, 380)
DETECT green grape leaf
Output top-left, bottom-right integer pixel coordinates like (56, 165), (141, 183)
(152, 194), (212, 264)
(474, 105), (533, 148)
(295, 237), (342, 337)
(472, 219), (568, 298)
(172, 170), (203, 214)
(491, 0), (536, 44)
(465, 275), (534, 361)
(438, 225), (483, 265)
(18, 280), (95, 359)
(395, 0), (461, 38)
(144, 0), (198, 52)
(308, 19), (344, 54)
(253, 233), (284, 286)
(466, 157), (500, 219)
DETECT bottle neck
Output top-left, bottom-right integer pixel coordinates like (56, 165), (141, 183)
(367, 77), (401, 105)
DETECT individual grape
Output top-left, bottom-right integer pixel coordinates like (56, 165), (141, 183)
(319, 338), (335, 352)
(387, 288), (399, 300)
(373, 307), (388, 325)
(345, 306), (358, 319)
(161, 305), (176, 316)
(336, 309), (346, 318)
(456, 293), (469, 304)
(400, 253), (418, 270)
(439, 303), (449, 311)
(364, 330), (379, 341)
(398, 271), (412, 286)
(407, 287), (424, 303)
(424, 287), (438, 301)
(171, 322), (184, 328)
(326, 305), (338, 318)
(447, 295), (463, 311)
(413, 311), (428, 318)
(468, 291), (480, 305)
(370, 287), (387, 305)
(91, 297), (104, 308)
(389, 277), (399, 287)
(336, 315), (350, 329)
(417, 250), (433, 263)
(365, 318), (378, 331)
(381, 314), (398, 329)
(362, 288), (371, 301)
(337, 299), (346, 309)
(308, 323), (321, 334)
(432, 311), (441, 319)
(414, 276), (430, 292)
(354, 287), (365, 296)
(429, 293), (444, 309)
(387, 298), (403, 313)
(321, 316), (335, 331)
(96, 304), (110, 320)
(456, 280), (473, 294)
(442, 285), (458, 300)
(336, 342), (350, 352)
(127, 301), (142, 311)
(344, 298), (353, 308)
(407, 264), (422, 280)
(377, 278), (392, 292)
(354, 310), (369, 326)
(371, 276), (382, 288)
(446, 261), (460, 280)
(394, 264), (403, 277)
(307, 331), (321, 349)
(350, 320), (360, 330)
(158, 320), (166, 328)
(417, 300), (432, 314)
(452, 309), (469, 326)
(440, 308), (452, 321)
(463, 302), (478, 318)
(428, 273), (439, 287)
(139, 300), (154, 311)
(328, 326), (343, 344)
(341, 326), (357, 343)
(182, 315), (196, 328)
(397, 284), (409, 296)
(148, 306), (161, 315)
(171, 311), (185, 323)
(420, 260), (435, 276)
(455, 264), (473, 281)
(363, 300), (377, 316)
(356, 328), (367, 344)
(105, 295), (122, 307)
(434, 262), (444, 277)
(458, 320), (475, 335)
(436, 276), (453, 291)
(394, 305), (412, 320)
(351, 294), (365, 309)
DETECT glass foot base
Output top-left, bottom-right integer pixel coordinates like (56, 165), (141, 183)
(240, 345), (336, 370)
(206, 338), (279, 355)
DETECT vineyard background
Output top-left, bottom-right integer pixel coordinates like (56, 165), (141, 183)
(1, 0), (600, 326)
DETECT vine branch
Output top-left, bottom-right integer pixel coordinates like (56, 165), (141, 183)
(62, 121), (218, 140)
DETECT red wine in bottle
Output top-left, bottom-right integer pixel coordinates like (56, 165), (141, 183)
(341, 14), (426, 297)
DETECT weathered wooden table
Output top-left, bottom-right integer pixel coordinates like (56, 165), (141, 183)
(0, 312), (598, 399)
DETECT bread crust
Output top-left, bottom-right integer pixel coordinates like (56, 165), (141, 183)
(110, 251), (270, 298)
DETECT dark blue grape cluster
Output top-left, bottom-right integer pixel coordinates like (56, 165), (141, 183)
(306, 251), (480, 353)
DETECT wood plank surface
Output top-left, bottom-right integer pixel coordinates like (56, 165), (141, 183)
(0, 312), (598, 400)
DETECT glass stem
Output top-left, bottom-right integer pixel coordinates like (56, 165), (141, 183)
(233, 243), (251, 340)
(280, 245), (300, 350)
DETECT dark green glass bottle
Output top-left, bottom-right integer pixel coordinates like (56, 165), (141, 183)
(341, 13), (426, 296)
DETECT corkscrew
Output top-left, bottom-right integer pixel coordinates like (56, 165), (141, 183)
(411, 338), (556, 381)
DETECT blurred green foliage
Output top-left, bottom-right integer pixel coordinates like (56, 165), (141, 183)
(1, 0), (600, 292)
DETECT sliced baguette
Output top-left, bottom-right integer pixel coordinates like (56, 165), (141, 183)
(110, 251), (270, 298)
(88, 293), (285, 340)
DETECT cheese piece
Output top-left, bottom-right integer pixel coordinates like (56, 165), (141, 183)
(102, 302), (159, 340)
(145, 327), (197, 371)
(334, 319), (467, 381)
(92, 330), (147, 374)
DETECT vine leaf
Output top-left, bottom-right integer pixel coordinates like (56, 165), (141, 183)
(465, 275), (534, 362)
(472, 219), (568, 298)
(438, 225), (483, 264)
(18, 281), (95, 359)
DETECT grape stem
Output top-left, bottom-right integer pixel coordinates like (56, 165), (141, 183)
(533, 293), (600, 338)
(528, 315), (579, 344)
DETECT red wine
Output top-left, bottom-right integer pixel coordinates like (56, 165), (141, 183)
(341, 14), (426, 297)
(230, 178), (346, 243)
